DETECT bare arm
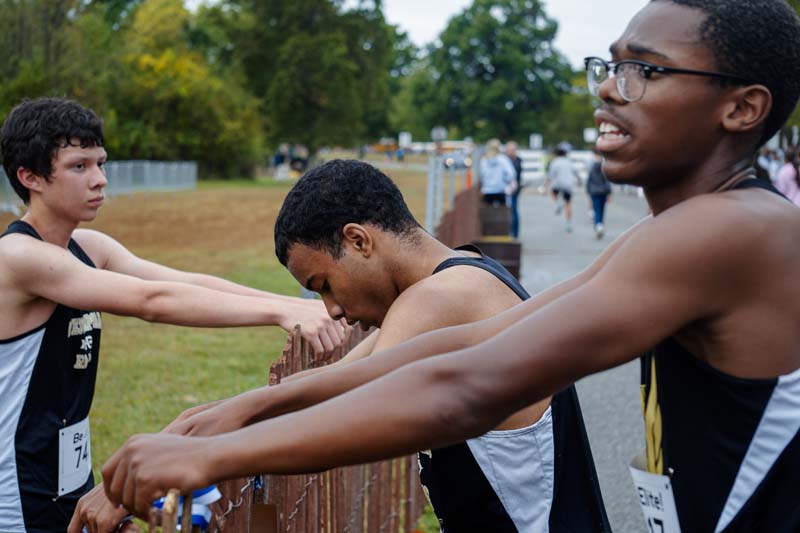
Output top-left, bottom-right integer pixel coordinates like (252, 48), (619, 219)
(75, 230), (348, 351)
(2, 235), (298, 328)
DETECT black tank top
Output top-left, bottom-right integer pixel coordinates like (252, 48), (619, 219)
(640, 178), (800, 532)
(419, 245), (610, 532)
(0, 221), (101, 532)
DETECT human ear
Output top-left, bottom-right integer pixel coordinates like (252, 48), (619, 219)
(16, 168), (44, 193)
(720, 85), (772, 135)
(342, 223), (373, 257)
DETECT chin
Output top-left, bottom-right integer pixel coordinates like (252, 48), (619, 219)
(601, 158), (645, 187)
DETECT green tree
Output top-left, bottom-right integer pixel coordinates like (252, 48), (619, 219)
(108, 0), (263, 176)
(0, 0), (83, 116)
(225, 0), (396, 154)
(418, 0), (572, 141)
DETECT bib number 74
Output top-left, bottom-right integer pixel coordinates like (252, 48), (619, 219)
(58, 417), (92, 496)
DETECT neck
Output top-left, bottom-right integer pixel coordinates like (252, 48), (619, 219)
(389, 230), (459, 293)
(21, 204), (78, 248)
(644, 153), (755, 215)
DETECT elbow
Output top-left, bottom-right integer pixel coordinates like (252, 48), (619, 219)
(425, 363), (500, 444)
(136, 285), (169, 323)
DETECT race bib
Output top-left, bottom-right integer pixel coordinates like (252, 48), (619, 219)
(58, 417), (91, 495)
(629, 452), (681, 533)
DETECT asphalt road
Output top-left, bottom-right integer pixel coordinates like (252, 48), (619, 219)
(517, 184), (650, 532)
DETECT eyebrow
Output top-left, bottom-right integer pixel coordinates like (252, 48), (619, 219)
(304, 274), (316, 291)
(62, 150), (108, 163)
(609, 41), (670, 61)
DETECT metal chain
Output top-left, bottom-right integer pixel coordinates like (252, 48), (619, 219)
(343, 471), (379, 533)
(221, 477), (255, 518)
(284, 475), (317, 531)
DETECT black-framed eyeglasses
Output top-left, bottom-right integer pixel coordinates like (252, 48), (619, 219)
(583, 56), (755, 103)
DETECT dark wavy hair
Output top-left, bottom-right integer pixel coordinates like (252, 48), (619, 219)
(653, 0), (800, 146)
(275, 159), (421, 265)
(1, 98), (104, 203)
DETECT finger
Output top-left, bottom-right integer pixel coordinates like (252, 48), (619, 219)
(122, 463), (137, 519)
(333, 321), (347, 342)
(102, 450), (125, 505)
(308, 335), (324, 354)
(319, 330), (335, 353)
(67, 505), (83, 533)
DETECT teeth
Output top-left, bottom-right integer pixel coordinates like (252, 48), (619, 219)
(599, 122), (623, 134)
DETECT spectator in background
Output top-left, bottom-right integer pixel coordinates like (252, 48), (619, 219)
(396, 146), (405, 163)
(479, 139), (515, 206)
(768, 149), (783, 182)
(545, 144), (579, 233)
(775, 147), (800, 206)
(506, 142), (523, 238)
(586, 150), (613, 239)
(754, 147), (772, 182)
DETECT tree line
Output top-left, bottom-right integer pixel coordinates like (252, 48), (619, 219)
(1, 0), (797, 177)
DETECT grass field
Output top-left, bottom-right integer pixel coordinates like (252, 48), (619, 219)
(0, 163), (438, 528)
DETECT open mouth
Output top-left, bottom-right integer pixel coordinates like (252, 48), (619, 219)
(596, 121), (631, 152)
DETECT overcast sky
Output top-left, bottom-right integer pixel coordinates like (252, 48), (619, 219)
(383, 0), (649, 68)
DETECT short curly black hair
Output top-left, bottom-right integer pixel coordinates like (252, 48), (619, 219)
(652, 0), (800, 146)
(1, 98), (104, 204)
(275, 159), (421, 266)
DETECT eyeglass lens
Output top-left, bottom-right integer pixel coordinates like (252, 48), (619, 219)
(587, 59), (647, 102)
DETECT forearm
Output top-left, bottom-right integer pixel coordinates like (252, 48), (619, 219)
(136, 282), (285, 327)
(180, 272), (298, 302)
(207, 358), (488, 477)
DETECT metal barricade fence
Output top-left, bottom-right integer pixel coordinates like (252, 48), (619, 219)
(1, 172), (21, 215)
(425, 154), (473, 234)
(0, 161), (197, 214)
(105, 161), (197, 196)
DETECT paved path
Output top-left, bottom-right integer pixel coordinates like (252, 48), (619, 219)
(517, 184), (650, 532)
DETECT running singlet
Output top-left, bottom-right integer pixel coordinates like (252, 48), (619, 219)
(640, 178), (800, 532)
(419, 245), (610, 532)
(0, 221), (102, 532)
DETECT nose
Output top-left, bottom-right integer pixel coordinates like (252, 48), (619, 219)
(92, 165), (108, 189)
(322, 295), (345, 321)
(597, 73), (625, 105)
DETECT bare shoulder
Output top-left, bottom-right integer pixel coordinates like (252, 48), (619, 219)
(636, 188), (799, 261)
(374, 265), (522, 352)
(0, 232), (48, 270)
(599, 188), (799, 307)
(386, 264), (521, 329)
(0, 233), (65, 296)
(72, 229), (117, 266)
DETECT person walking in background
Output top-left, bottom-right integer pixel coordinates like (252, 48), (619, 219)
(586, 150), (613, 239)
(546, 144), (578, 232)
(775, 147), (800, 205)
(479, 139), (515, 206)
(506, 141), (523, 238)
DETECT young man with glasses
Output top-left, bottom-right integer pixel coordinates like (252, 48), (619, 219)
(104, 2), (800, 531)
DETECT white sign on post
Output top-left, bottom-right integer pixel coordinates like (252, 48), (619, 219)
(629, 453), (681, 533)
(529, 133), (543, 150)
(584, 127), (598, 144)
